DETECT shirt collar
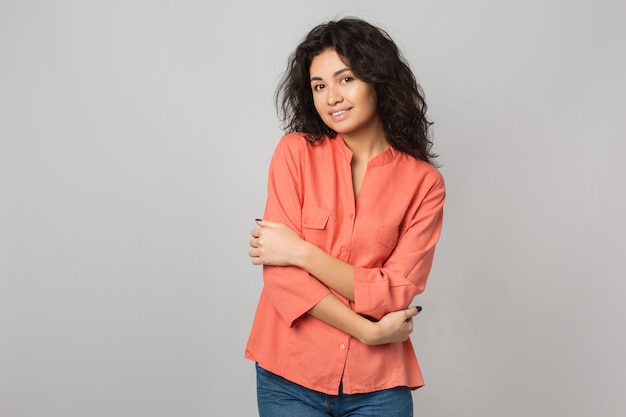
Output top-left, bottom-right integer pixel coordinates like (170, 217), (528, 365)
(333, 134), (397, 167)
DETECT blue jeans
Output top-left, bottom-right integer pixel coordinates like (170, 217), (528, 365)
(256, 364), (413, 417)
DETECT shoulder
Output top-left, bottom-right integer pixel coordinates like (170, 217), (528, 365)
(271, 133), (308, 163)
(420, 160), (445, 187)
(275, 132), (308, 152)
(398, 153), (445, 189)
(280, 131), (308, 144)
(269, 133), (321, 170)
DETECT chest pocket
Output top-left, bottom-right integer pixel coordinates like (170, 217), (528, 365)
(375, 226), (400, 261)
(378, 226), (399, 250)
(302, 203), (330, 247)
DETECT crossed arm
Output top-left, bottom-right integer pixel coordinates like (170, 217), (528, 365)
(248, 219), (419, 345)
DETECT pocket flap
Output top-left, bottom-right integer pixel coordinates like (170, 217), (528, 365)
(302, 203), (330, 230)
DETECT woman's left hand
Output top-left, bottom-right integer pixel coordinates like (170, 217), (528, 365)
(249, 220), (306, 266)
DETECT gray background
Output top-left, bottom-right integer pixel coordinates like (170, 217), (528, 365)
(1, 0), (625, 416)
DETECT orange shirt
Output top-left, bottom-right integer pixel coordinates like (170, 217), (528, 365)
(245, 133), (445, 395)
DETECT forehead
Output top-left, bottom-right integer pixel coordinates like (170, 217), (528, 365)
(310, 49), (350, 76)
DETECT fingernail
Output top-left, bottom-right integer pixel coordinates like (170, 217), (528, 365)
(416, 306), (422, 312)
(255, 218), (262, 222)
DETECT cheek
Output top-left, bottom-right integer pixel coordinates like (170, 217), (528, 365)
(367, 88), (378, 107)
(312, 97), (326, 119)
(365, 94), (378, 116)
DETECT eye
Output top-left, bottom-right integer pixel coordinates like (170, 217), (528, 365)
(312, 84), (325, 91)
(340, 76), (354, 83)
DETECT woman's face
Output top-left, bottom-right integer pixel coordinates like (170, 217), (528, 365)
(309, 48), (380, 139)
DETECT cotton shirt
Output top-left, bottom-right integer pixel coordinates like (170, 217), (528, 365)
(245, 132), (445, 395)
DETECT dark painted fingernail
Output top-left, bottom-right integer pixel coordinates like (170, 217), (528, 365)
(255, 218), (262, 221)
(416, 306), (422, 312)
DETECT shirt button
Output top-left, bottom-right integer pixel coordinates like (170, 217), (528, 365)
(341, 247), (347, 253)
(340, 344), (346, 350)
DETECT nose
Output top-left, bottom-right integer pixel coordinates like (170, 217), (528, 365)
(326, 83), (343, 105)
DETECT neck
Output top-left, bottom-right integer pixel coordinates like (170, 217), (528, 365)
(342, 125), (389, 163)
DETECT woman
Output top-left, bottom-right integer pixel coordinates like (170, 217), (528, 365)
(246, 17), (445, 417)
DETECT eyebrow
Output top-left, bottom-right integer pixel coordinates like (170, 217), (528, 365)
(310, 67), (351, 82)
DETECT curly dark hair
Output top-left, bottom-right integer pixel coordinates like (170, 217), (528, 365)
(275, 17), (437, 164)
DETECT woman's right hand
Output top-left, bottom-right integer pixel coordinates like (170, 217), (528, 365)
(361, 307), (421, 345)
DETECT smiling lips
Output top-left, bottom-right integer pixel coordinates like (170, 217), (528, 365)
(329, 108), (351, 121)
